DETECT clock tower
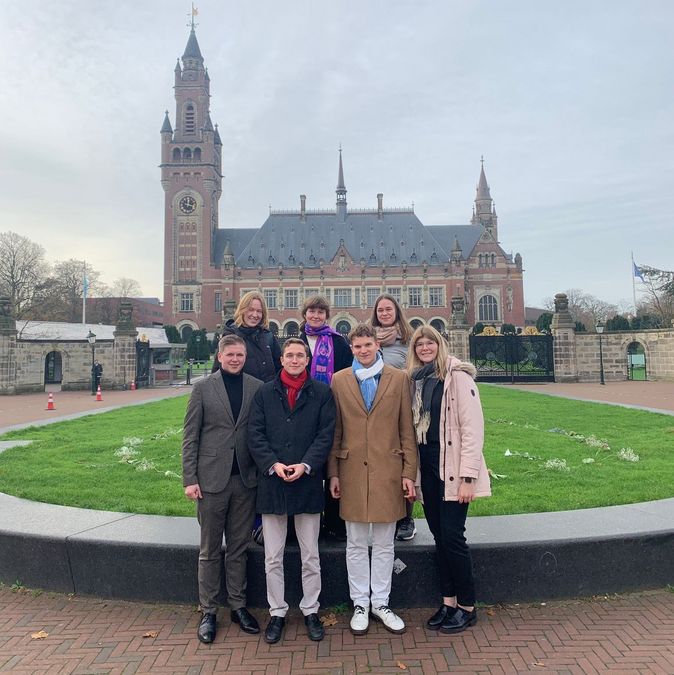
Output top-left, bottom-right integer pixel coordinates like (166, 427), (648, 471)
(160, 25), (222, 338)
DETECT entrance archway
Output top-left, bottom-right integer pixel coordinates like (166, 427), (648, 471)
(44, 351), (62, 384)
(626, 341), (646, 380)
(180, 325), (194, 342)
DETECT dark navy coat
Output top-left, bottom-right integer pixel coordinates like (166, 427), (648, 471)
(248, 375), (336, 515)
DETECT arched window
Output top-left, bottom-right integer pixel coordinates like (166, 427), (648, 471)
(183, 147), (192, 161)
(478, 254), (483, 267)
(430, 319), (446, 333)
(172, 148), (181, 161)
(284, 321), (299, 337)
(269, 321), (279, 336)
(181, 325), (194, 342)
(184, 104), (196, 134)
(478, 295), (499, 322)
(193, 147), (201, 161)
(44, 351), (62, 384)
(410, 319), (424, 329)
(491, 254), (496, 267)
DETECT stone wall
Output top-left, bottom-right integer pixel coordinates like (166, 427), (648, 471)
(13, 341), (115, 394)
(575, 330), (674, 382)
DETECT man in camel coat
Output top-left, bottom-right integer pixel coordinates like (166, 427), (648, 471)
(328, 323), (417, 636)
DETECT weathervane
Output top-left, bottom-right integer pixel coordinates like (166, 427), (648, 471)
(188, 3), (199, 29)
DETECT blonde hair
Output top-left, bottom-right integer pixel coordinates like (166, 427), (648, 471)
(407, 325), (449, 380)
(234, 291), (269, 329)
(369, 294), (413, 344)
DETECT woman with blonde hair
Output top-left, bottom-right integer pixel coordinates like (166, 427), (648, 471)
(221, 291), (281, 383)
(407, 325), (491, 634)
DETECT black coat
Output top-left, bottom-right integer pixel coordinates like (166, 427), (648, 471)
(248, 375), (336, 515)
(300, 330), (352, 376)
(216, 320), (282, 383)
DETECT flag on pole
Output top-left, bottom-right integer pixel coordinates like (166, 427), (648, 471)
(82, 270), (89, 298)
(633, 262), (644, 282)
(192, 4), (198, 16)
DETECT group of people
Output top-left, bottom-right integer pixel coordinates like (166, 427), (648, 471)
(182, 291), (491, 645)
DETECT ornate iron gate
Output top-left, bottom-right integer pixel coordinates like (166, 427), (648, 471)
(136, 341), (151, 388)
(469, 334), (554, 382)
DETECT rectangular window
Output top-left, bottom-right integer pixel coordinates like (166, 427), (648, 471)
(354, 288), (360, 307)
(239, 288), (253, 298)
(303, 288), (319, 301)
(284, 289), (298, 309)
(180, 293), (194, 312)
(366, 288), (380, 307)
(214, 291), (222, 312)
(264, 289), (277, 309)
(408, 286), (423, 307)
(429, 286), (444, 307)
(387, 287), (401, 303)
(333, 288), (352, 307)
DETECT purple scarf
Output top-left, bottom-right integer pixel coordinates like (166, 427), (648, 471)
(305, 324), (341, 384)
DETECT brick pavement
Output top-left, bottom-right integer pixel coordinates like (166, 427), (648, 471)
(0, 587), (672, 674)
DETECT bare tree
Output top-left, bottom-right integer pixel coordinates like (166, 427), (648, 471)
(111, 277), (143, 297)
(638, 266), (674, 325)
(0, 231), (51, 318)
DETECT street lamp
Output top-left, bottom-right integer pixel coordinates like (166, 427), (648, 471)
(596, 320), (605, 386)
(87, 330), (97, 394)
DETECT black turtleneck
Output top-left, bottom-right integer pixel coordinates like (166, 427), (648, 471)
(220, 368), (243, 474)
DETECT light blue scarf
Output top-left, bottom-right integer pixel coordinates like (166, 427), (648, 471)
(352, 354), (384, 411)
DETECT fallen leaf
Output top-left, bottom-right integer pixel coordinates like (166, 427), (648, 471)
(320, 613), (338, 627)
(142, 631), (159, 638)
(397, 662), (407, 670)
(486, 608), (495, 616)
(31, 630), (49, 640)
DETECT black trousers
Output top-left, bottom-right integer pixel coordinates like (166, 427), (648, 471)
(420, 460), (476, 606)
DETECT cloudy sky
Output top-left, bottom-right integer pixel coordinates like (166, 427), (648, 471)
(1, 0), (672, 309)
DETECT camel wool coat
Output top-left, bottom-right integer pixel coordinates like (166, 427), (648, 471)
(327, 364), (418, 523)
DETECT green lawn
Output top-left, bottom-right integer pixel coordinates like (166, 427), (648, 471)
(0, 385), (672, 517)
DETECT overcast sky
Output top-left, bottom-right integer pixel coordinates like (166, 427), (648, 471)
(1, 0), (672, 309)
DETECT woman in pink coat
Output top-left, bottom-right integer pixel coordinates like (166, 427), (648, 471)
(407, 325), (491, 634)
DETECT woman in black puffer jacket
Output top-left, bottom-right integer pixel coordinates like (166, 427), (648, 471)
(212, 291), (281, 383)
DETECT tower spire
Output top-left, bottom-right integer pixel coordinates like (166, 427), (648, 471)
(471, 157), (498, 239)
(336, 145), (347, 220)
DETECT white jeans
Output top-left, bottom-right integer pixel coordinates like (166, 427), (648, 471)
(345, 521), (396, 608)
(262, 513), (321, 617)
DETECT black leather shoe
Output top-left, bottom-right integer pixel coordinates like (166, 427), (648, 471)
(304, 613), (325, 641)
(439, 607), (477, 634)
(231, 607), (260, 634)
(426, 604), (457, 630)
(264, 616), (285, 644)
(197, 612), (217, 643)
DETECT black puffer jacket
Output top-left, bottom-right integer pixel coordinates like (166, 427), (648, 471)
(248, 376), (336, 515)
(213, 320), (282, 383)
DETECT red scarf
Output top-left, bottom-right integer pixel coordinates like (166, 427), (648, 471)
(280, 369), (308, 410)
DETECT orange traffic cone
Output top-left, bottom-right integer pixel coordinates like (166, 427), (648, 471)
(96, 385), (103, 402)
(46, 392), (55, 410)
(130, 380), (136, 391)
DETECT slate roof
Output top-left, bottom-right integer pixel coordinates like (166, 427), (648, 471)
(16, 322), (170, 347)
(182, 28), (203, 60)
(213, 211), (495, 270)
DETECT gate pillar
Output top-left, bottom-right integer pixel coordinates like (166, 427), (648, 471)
(551, 293), (578, 382)
(113, 301), (138, 389)
(0, 297), (17, 395)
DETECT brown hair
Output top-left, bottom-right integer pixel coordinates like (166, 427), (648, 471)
(300, 295), (331, 330)
(348, 323), (378, 343)
(282, 337), (310, 357)
(407, 325), (449, 380)
(218, 334), (246, 353)
(233, 291), (269, 329)
(369, 294), (413, 344)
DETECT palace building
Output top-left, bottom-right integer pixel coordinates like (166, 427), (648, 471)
(161, 27), (525, 340)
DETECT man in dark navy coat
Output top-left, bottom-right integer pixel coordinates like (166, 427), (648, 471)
(248, 338), (336, 645)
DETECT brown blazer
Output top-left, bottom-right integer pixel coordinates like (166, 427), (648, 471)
(327, 365), (418, 523)
(182, 371), (262, 492)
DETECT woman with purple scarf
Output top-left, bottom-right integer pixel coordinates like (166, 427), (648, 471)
(300, 296), (352, 540)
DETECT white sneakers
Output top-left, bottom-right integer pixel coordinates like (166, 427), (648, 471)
(371, 605), (406, 634)
(350, 605), (369, 634)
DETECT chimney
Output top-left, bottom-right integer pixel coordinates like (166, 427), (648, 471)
(377, 193), (383, 220)
(300, 194), (306, 222)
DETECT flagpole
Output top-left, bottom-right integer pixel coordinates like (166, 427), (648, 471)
(631, 251), (638, 315)
(82, 261), (87, 325)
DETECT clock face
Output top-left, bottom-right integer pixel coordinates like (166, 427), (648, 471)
(179, 195), (197, 214)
